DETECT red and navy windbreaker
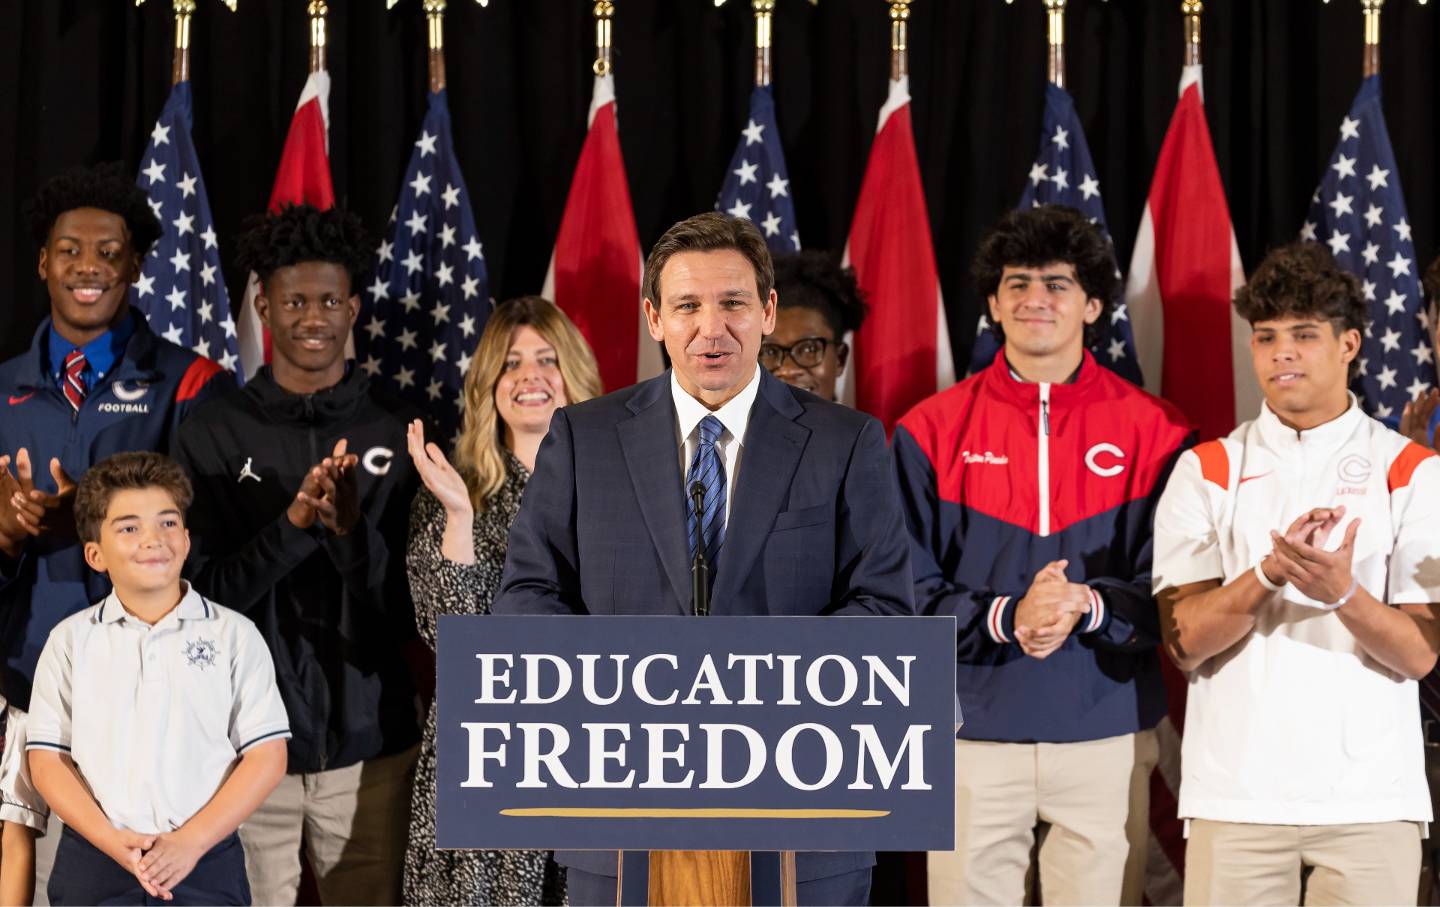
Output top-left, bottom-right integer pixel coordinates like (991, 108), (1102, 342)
(892, 351), (1193, 743)
(0, 312), (231, 711)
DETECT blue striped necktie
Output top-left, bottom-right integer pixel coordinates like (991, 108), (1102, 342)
(685, 414), (727, 568)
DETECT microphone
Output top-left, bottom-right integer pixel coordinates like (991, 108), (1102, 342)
(690, 481), (710, 617)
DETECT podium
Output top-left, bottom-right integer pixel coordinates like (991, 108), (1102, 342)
(616, 850), (796, 906)
(434, 615), (956, 907)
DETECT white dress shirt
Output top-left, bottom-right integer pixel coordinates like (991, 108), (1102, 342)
(671, 366), (762, 530)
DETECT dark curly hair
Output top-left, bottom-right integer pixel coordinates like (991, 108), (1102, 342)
(234, 204), (374, 288)
(26, 162), (163, 256)
(1234, 242), (1365, 380)
(1424, 252), (1440, 321)
(971, 205), (1119, 346)
(772, 251), (869, 340)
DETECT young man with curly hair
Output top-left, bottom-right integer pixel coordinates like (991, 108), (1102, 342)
(170, 204), (423, 906)
(1153, 241), (1440, 905)
(762, 251), (869, 402)
(893, 205), (1193, 905)
(0, 163), (232, 903)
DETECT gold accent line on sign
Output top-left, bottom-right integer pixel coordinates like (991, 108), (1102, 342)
(499, 807), (890, 819)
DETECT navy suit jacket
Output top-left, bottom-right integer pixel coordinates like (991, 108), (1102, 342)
(493, 369), (914, 881)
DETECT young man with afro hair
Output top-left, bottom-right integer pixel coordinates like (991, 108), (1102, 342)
(0, 162), (232, 903)
(171, 204), (425, 906)
(894, 205), (1193, 905)
(1153, 241), (1440, 905)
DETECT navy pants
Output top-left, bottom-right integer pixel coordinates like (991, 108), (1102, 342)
(48, 825), (251, 906)
(566, 866), (872, 906)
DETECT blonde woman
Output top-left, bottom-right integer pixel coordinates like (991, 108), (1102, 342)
(402, 297), (602, 906)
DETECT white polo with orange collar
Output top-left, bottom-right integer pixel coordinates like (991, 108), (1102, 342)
(1153, 396), (1440, 827)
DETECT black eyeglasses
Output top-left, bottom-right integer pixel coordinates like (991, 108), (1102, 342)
(759, 337), (836, 371)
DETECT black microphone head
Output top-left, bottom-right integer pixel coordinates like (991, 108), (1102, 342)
(690, 480), (705, 499)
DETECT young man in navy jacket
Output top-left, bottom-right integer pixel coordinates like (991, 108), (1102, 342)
(893, 206), (1192, 905)
(0, 163), (231, 902)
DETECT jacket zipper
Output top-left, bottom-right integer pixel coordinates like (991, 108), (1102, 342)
(1038, 383), (1051, 537)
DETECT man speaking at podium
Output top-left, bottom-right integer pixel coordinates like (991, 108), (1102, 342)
(493, 212), (914, 905)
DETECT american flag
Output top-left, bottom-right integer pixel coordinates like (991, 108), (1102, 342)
(130, 82), (237, 372)
(355, 90), (490, 443)
(717, 86), (800, 254)
(1302, 75), (1435, 424)
(968, 83), (1142, 385)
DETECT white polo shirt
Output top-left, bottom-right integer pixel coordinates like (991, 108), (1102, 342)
(26, 583), (290, 835)
(1153, 397), (1440, 827)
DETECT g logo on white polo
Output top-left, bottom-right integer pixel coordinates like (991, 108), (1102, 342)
(1085, 443), (1126, 478)
(111, 380), (150, 402)
(363, 446), (394, 476)
(1337, 454), (1371, 484)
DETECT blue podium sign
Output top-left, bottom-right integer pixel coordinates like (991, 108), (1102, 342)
(435, 615), (956, 852)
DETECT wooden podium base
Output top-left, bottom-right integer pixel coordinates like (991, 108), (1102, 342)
(617, 850), (796, 906)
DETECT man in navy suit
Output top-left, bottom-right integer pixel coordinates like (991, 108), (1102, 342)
(494, 212), (913, 905)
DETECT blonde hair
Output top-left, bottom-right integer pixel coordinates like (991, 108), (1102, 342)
(454, 296), (602, 509)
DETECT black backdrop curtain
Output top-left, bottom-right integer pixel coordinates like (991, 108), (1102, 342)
(1, 0), (1438, 372)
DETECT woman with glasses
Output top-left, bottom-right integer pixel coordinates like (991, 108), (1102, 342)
(761, 251), (869, 402)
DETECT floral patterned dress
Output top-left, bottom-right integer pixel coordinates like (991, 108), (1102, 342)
(402, 453), (566, 906)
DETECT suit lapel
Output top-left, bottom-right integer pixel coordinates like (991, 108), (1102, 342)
(617, 376), (691, 614)
(712, 374), (809, 610)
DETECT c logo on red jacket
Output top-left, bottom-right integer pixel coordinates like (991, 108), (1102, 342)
(1084, 442), (1126, 478)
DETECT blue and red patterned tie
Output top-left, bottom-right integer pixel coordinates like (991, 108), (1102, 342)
(62, 349), (87, 413)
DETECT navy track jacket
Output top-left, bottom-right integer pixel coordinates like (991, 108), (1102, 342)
(892, 352), (1193, 743)
(0, 312), (231, 711)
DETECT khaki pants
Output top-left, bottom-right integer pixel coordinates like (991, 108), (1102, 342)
(1184, 818), (1422, 906)
(239, 745), (418, 906)
(928, 731), (1158, 906)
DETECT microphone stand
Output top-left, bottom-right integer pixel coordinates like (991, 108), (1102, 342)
(690, 481), (710, 616)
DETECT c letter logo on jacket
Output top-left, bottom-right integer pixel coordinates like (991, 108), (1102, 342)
(363, 446), (394, 477)
(1084, 443), (1126, 478)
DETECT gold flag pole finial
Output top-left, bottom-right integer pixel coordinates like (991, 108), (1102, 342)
(172, 0), (196, 85)
(1182, 0), (1203, 66)
(593, 1), (615, 77)
(1044, 0), (1065, 88)
(753, 0), (775, 88)
(308, 1), (328, 73)
(1362, 0), (1383, 76)
(424, 0), (447, 92)
(887, 0), (913, 82)
(133, 0), (237, 84)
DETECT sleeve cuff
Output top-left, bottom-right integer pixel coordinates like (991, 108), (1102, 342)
(1079, 587), (1107, 634)
(237, 728), (292, 754)
(986, 596), (1017, 643)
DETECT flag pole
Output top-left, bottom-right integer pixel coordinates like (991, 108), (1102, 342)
(1362, 0), (1382, 76)
(426, 0), (447, 91)
(593, 0), (614, 77)
(1045, 0), (1065, 88)
(888, 0), (912, 82)
(309, 0), (328, 73)
(1183, 0), (1202, 66)
(753, 0), (774, 88)
(133, 0), (237, 85)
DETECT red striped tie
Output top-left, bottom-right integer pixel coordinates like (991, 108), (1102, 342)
(62, 349), (87, 413)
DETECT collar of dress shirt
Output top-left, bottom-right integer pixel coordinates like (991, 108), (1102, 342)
(671, 366), (763, 449)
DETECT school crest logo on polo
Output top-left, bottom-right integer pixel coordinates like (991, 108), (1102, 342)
(184, 638), (219, 670)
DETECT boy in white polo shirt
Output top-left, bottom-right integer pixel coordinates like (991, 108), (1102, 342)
(1154, 241), (1440, 906)
(25, 452), (289, 905)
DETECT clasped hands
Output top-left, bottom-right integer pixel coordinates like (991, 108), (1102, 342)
(0, 448), (78, 559)
(1012, 559), (1091, 660)
(105, 825), (209, 901)
(1259, 505), (1360, 606)
(286, 439), (362, 536)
